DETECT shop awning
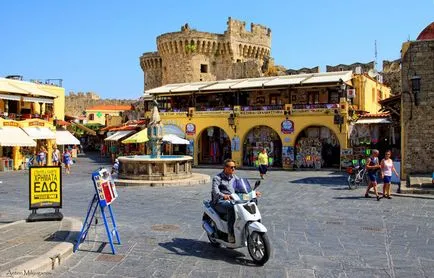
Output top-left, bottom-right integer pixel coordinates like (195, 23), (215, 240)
(55, 130), (81, 145)
(71, 122), (97, 135)
(162, 134), (190, 145)
(163, 125), (185, 138)
(122, 129), (148, 144)
(105, 130), (134, 141)
(0, 126), (36, 146)
(22, 96), (54, 104)
(355, 118), (392, 124)
(0, 93), (21, 101)
(22, 127), (56, 139)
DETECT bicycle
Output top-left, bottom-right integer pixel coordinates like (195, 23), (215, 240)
(347, 164), (368, 189)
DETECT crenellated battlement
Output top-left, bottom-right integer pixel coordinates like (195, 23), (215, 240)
(140, 17), (272, 90)
(140, 52), (162, 71)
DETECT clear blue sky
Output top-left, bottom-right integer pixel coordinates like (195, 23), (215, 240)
(0, 0), (432, 99)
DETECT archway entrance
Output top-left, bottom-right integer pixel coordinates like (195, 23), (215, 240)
(198, 126), (231, 165)
(242, 125), (282, 167)
(294, 126), (340, 169)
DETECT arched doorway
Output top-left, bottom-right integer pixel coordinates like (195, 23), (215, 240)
(242, 125), (282, 167)
(198, 126), (231, 165)
(294, 126), (340, 169)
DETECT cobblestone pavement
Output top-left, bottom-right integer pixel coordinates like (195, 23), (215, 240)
(0, 153), (433, 278)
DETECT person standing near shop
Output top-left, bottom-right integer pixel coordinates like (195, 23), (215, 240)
(258, 148), (269, 179)
(37, 147), (46, 166)
(380, 150), (399, 199)
(51, 145), (61, 166)
(364, 149), (381, 201)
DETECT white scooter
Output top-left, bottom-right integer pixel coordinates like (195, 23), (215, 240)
(202, 180), (271, 265)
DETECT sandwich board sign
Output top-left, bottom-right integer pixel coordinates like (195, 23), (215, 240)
(27, 166), (63, 221)
(74, 168), (120, 254)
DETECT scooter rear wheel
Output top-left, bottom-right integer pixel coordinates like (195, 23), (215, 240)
(247, 231), (270, 265)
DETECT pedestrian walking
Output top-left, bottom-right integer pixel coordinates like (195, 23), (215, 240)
(62, 149), (72, 174)
(364, 149), (381, 201)
(258, 148), (269, 179)
(380, 150), (399, 199)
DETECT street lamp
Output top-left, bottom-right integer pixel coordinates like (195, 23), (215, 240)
(228, 113), (237, 133)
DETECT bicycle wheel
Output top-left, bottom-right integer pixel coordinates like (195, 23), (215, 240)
(348, 174), (357, 189)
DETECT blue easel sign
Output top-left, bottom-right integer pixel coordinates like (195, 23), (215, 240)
(74, 168), (121, 254)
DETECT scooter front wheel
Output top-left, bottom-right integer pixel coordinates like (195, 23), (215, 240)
(247, 231), (270, 265)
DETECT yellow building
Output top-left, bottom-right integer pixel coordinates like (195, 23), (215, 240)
(85, 104), (133, 126)
(0, 77), (68, 170)
(144, 71), (391, 168)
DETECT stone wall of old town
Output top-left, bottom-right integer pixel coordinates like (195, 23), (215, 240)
(401, 39), (434, 177)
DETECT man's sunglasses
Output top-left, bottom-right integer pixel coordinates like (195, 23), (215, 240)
(226, 165), (236, 169)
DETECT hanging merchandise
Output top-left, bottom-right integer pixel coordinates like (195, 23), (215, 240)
(320, 127), (331, 139)
(371, 125), (379, 144)
(207, 127), (214, 137)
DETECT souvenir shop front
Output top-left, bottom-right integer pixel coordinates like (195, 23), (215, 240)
(198, 126), (231, 165)
(343, 118), (398, 167)
(294, 126), (340, 169)
(242, 125), (282, 167)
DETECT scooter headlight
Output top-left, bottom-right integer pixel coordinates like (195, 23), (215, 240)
(243, 203), (256, 214)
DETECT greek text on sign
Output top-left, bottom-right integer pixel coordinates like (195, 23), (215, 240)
(29, 166), (62, 209)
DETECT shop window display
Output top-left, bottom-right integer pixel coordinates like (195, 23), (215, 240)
(199, 127), (231, 165)
(295, 126), (340, 169)
(243, 126), (282, 167)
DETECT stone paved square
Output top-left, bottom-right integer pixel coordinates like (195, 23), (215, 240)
(0, 154), (433, 278)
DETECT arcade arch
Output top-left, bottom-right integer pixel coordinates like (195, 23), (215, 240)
(294, 125), (341, 169)
(242, 125), (282, 167)
(198, 126), (231, 165)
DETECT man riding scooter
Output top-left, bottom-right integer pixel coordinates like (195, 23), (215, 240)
(211, 159), (261, 243)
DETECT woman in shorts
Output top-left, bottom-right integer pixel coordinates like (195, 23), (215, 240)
(380, 150), (399, 199)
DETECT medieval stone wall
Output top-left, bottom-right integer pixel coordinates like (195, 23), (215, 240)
(65, 92), (133, 117)
(401, 40), (434, 177)
(382, 59), (401, 95)
(140, 17), (272, 90)
(326, 62), (374, 73)
(286, 66), (320, 75)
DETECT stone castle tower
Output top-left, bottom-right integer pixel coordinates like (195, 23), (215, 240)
(140, 17), (272, 90)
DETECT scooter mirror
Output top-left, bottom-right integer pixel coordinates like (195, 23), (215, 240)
(254, 180), (261, 190)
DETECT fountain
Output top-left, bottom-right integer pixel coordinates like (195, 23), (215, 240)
(115, 101), (209, 186)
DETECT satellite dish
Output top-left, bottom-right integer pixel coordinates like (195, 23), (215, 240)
(368, 69), (378, 78)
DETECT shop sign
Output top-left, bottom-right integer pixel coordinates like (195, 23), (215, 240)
(347, 89), (356, 98)
(3, 121), (19, 127)
(185, 123), (196, 135)
(29, 166), (62, 209)
(281, 120), (294, 134)
(29, 121), (44, 127)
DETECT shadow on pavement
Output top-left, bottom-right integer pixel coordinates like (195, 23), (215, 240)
(159, 237), (259, 266)
(333, 196), (367, 200)
(45, 230), (81, 243)
(289, 177), (347, 187)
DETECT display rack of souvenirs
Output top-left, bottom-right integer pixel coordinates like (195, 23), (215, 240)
(295, 137), (322, 168)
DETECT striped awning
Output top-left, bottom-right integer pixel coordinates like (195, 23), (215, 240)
(105, 130), (134, 141)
